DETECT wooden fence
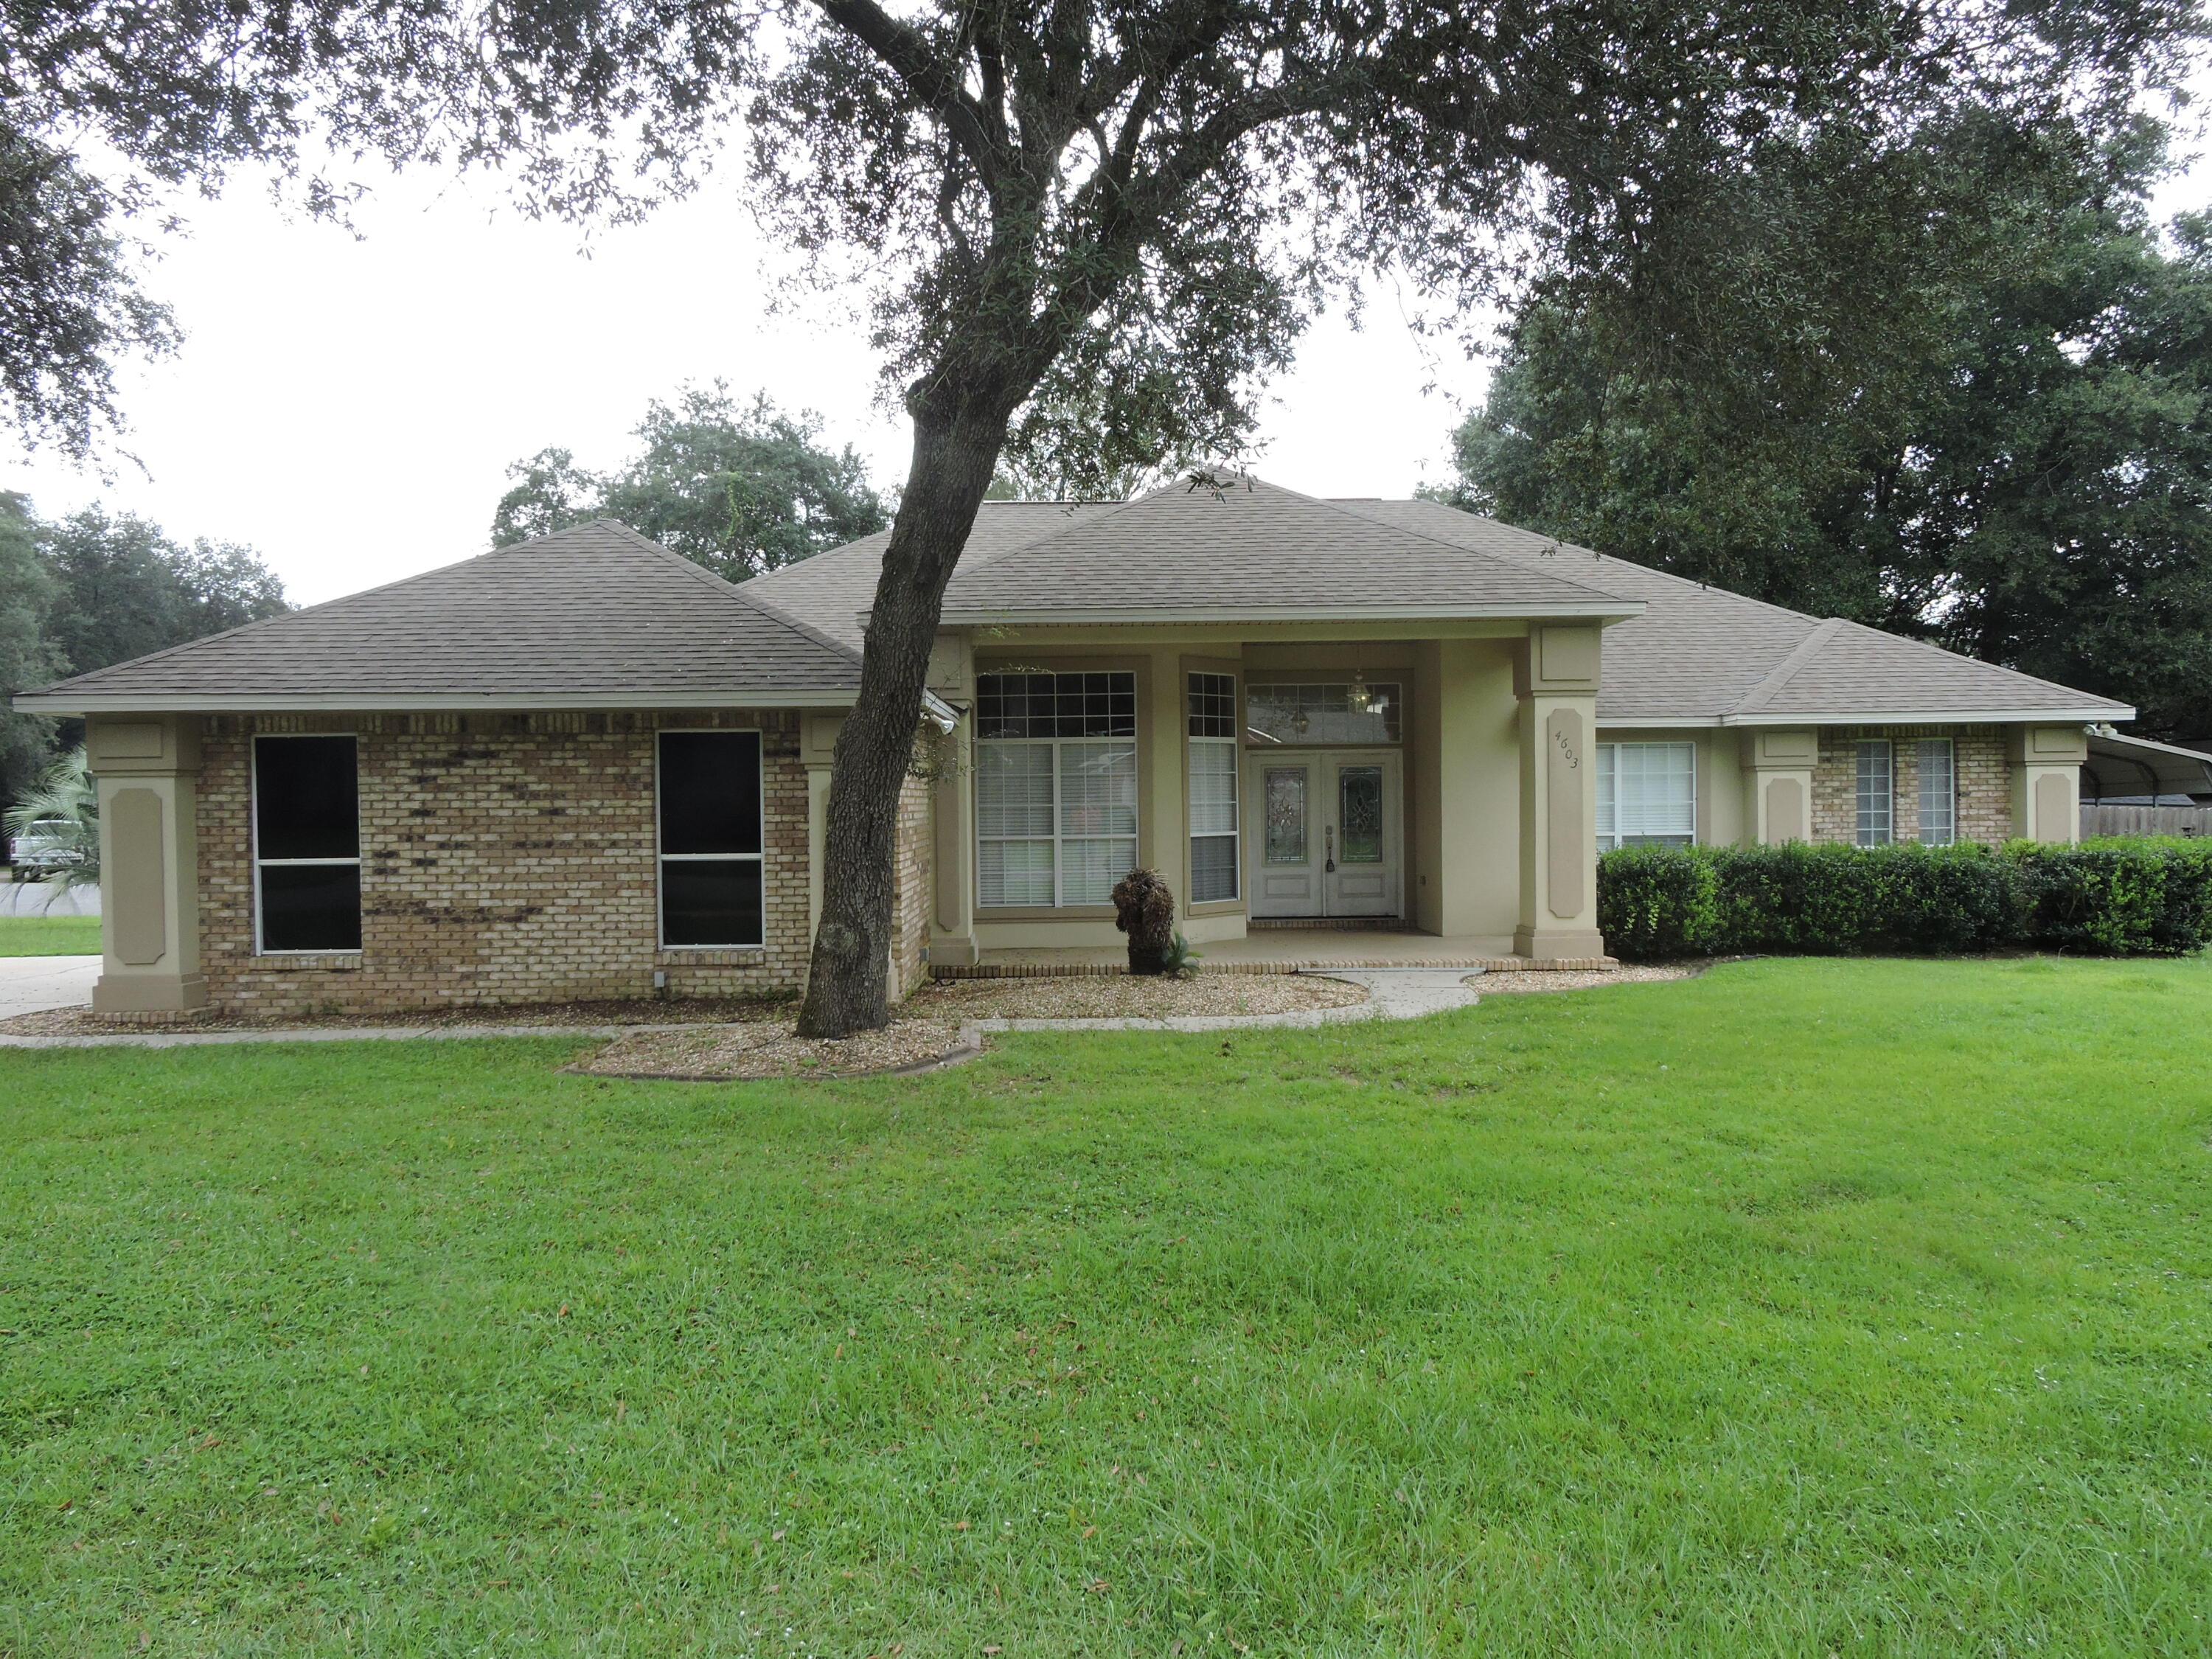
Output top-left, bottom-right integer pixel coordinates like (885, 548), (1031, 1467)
(2081, 804), (2212, 838)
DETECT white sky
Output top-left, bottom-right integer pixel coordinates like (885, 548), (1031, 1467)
(4, 126), (2205, 607)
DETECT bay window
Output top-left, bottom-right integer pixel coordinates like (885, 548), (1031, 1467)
(975, 672), (1138, 907)
(1188, 672), (1239, 902)
(1595, 741), (1696, 850)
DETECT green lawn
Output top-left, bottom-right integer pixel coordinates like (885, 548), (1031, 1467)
(3, 957), (2209, 1656)
(0, 910), (100, 955)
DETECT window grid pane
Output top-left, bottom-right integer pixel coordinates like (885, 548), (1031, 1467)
(1187, 672), (1237, 739)
(975, 672), (1135, 739)
(973, 673), (1141, 905)
(1918, 739), (1955, 845)
(1245, 683), (1402, 745)
(1857, 740), (1894, 846)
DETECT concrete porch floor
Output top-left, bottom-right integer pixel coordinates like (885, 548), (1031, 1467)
(936, 929), (1616, 978)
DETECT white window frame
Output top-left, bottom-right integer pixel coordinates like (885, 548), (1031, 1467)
(655, 727), (766, 949)
(1856, 740), (1895, 846)
(1594, 741), (1697, 852)
(1188, 671), (1239, 903)
(975, 735), (1139, 908)
(1917, 738), (1956, 845)
(251, 732), (364, 956)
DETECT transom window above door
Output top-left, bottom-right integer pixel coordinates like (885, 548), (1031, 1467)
(975, 671), (1138, 908)
(1246, 681), (1401, 745)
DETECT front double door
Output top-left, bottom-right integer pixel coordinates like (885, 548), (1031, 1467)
(1248, 750), (1402, 919)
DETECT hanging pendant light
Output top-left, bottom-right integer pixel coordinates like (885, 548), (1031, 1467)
(1346, 669), (1373, 715)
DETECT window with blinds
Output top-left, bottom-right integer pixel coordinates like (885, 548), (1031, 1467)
(975, 671), (1138, 907)
(1188, 672), (1238, 902)
(1595, 742), (1696, 850)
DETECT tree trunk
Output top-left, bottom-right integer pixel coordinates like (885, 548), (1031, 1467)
(793, 395), (1012, 1038)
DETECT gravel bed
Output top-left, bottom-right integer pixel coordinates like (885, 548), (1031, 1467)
(577, 1016), (974, 1081)
(905, 973), (1368, 1020)
(1466, 964), (1702, 993)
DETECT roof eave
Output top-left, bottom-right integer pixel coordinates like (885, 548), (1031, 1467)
(936, 601), (1646, 625)
(1719, 706), (2133, 727)
(10, 689), (863, 717)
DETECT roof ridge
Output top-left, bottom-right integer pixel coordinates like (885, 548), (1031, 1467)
(1318, 493), (1632, 604)
(1728, 616), (1848, 714)
(1376, 498), (1840, 628)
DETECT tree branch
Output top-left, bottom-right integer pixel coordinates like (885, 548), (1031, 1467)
(811, 0), (1005, 189)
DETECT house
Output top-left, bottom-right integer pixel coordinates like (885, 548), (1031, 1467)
(12, 477), (2169, 1019)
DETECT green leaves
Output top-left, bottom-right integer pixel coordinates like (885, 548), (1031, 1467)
(489, 383), (887, 582)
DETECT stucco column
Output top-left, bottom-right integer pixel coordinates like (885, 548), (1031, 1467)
(1514, 627), (1606, 959)
(2010, 724), (2087, 843)
(87, 714), (208, 1015)
(1740, 728), (1818, 844)
(1144, 647), (1188, 909)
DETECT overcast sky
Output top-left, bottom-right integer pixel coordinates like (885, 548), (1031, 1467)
(4, 127), (2206, 607)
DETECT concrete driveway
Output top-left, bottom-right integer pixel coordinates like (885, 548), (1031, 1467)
(1, 879), (99, 917)
(0, 955), (100, 1018)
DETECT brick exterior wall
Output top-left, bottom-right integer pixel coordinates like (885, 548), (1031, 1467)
(1811, 726), (2014, 846)
(196, 709), (824, 1016)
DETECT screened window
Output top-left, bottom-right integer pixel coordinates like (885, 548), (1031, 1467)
(1188, 672), (1239, 902)
(1857, 740), (1894, 846)
(975, 672), (1138, 907)
(254, 734), (361, 953)
(658, 730), (764, 947)
(1595, 742), (1696, 851)
(1917, 738), (1956, 845)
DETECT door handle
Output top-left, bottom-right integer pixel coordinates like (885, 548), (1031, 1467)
(1324, 824), (1335, 873)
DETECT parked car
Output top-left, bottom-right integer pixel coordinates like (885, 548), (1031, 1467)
(8, 818), (88, 880)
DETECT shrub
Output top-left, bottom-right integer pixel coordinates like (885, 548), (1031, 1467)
(1596, 844), (1722, 959)
(1596, 840), (2210, 960)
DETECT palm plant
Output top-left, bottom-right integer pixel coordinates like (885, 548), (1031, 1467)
(4, 747), (98, 894)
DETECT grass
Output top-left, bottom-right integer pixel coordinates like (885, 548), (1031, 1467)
(0, 910), (100, 956)
(2, 956), (2209, 1656)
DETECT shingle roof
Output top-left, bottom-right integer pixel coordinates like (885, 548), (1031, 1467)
(745, 501), (1124, 650)
(930, 477), (1637, 619)
(14, 520), (865, 712)
(1345, 499), (2132, 723)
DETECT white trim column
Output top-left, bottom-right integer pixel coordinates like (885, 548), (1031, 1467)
(87, 714), (208, 1015)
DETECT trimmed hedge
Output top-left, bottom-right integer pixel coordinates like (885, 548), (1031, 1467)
(1598, 840), (2212, 960)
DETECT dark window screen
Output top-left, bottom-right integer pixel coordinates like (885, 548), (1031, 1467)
(260, 865), (364, 952)
(661, 860), (765, 947)
(255, 736), (359, 860)
(658, 731), (763, 854)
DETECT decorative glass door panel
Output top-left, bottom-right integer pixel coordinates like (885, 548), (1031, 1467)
(1247, 751), (1400, 919)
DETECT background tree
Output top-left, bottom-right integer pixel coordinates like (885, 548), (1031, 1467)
(0, 495), (63, 799)
(490, 385), (887, 580)
(34, 507), (291, 679)
(1439, 119), (2212, 737)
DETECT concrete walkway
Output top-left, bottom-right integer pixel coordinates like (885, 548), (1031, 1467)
(0, 955), (101, 1020)
(0, 969), (1487, 1051)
